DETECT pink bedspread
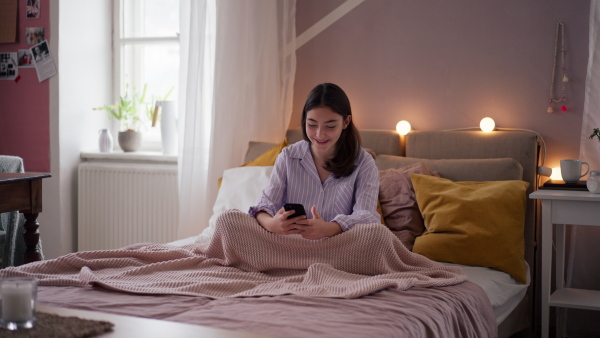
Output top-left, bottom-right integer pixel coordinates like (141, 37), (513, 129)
(0, 209), (498, 337)
(36, 282), (497, 337)
(1, 210), (466, 298)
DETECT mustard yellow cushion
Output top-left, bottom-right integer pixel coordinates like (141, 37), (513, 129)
(242, 138), (288, 167)
(218, 138), (288, 188)
(410, 174), (529, 284)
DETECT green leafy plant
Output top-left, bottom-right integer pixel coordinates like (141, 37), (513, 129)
(94, 84), (147, 132)
(591, 128), (600, 143)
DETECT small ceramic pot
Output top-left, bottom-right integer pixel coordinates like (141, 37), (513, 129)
(118, 131), (142, 152)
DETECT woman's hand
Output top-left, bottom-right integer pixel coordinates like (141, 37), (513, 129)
(294, 206), (342, 240)
(256, 209), (306, 235)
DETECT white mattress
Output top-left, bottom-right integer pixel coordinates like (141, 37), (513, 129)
(168, 236), (529, 325)
(443, 263), (529, 325)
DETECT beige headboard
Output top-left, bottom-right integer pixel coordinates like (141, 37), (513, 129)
(244, 128), (541, 336)
(244, 129), (403, 164)
(284, 129), (403, 156)
(245, 129), (540, 267)
(404, 130), (540, 268)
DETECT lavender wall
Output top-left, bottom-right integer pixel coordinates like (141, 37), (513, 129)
(294, 1), (596, 335)
(0, 0), (50, 172)
(293, 0), (590, 170)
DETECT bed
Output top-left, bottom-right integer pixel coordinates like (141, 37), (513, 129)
(0, 129), (540, 338)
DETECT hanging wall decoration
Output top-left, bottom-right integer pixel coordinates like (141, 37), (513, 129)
(547, 22), (568, 113)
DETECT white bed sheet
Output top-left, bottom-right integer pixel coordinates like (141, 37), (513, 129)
(168, 236), (529, 326)
(443, 262), (530, 325)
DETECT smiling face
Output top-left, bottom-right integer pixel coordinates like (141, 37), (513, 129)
(305, 106), (351, 160)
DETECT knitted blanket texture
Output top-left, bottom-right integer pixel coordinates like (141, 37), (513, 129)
(0, 210), (466, 298)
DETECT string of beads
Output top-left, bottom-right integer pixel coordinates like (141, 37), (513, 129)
(548, 22), (568, 113)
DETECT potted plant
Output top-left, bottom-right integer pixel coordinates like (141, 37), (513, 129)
(94, 84), (147, 152)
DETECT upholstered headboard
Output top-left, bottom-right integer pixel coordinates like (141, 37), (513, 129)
(403, 130), (540, 337)
(284, 129), (404, 156)
(244, 128), (540, 337)
(245, 128), (540, 270)
(404, 130), (539, 265)
(244, 129), (403, 164)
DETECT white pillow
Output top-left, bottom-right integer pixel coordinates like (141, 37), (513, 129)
(195, 166), (273, 244)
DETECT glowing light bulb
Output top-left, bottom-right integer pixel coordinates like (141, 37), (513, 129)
(550, 167), (562, 181)
(396, 120), (412, 135)
(480, 117), (495, 132)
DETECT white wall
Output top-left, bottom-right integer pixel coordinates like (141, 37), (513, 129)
(40, 0), (112, 259)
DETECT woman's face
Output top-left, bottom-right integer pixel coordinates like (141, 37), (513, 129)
(305, 106), (351, 159)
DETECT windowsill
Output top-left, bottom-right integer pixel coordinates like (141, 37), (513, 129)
(80, 151), (177, 164)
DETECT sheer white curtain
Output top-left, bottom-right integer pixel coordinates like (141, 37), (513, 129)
(581, 1), (600, 169)
(178, 0), (296, 239)
(566, 1), (600, 334)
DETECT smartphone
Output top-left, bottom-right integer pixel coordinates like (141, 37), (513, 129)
(284, 203), (306, 219)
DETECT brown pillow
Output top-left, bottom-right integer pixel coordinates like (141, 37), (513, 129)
(378, 162), (438, 250)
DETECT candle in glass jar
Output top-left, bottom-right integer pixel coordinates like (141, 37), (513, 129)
(1, 279), (34, 322)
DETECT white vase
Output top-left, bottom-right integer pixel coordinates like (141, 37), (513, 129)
(98, 129), (113, 153)
(156, 101), (178, 155)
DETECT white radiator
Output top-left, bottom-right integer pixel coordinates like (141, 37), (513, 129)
(78, 162), (179, 251)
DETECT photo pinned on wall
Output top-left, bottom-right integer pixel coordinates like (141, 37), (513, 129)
(0, 52), (19, 81)
(31, 40), (56, 82)
(25, 27), (45, 45)
(26, 0), (41, 19)
(17, 49), (34, 68)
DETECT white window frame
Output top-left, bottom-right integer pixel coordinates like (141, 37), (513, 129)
(112, 0), (180, 152)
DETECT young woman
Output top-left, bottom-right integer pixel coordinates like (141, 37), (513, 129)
(249, 83), (380, 240)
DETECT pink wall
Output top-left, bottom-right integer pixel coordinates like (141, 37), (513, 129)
(0, 1), (589, 175)
(294, 2), (598, 335)
(0, 0), (50, 172)
(293, 1), (590, 169)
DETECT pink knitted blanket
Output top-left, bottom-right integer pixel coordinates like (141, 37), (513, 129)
(0, 210), (467, 298)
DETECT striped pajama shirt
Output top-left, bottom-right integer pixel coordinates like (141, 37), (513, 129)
(249, 140), (380, 231)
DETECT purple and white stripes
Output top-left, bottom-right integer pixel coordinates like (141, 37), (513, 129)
(249, 140), (380, 231)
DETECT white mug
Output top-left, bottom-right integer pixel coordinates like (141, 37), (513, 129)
(560, 159), (590, 183)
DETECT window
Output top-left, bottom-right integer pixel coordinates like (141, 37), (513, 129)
(115, 0), (180, 151)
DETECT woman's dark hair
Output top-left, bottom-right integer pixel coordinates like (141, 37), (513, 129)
(301, 83), (361, 178)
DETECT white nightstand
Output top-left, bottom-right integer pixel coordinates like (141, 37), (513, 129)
(530, 189), (600, 338)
